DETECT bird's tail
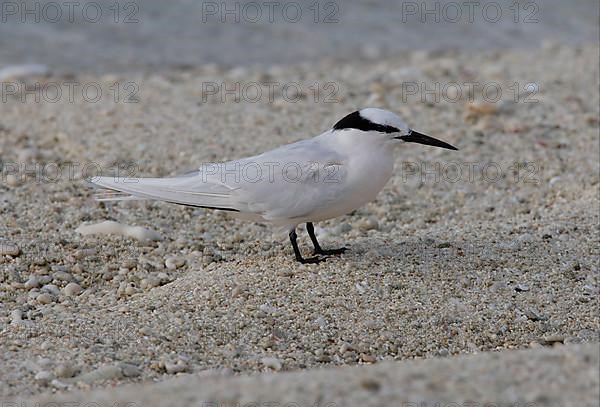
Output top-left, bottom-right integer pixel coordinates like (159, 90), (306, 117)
(89, 175), (240, 212)
(93, 188), (145, 202)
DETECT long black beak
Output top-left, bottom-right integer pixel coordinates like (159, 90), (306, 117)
(396, 130), (458, 150)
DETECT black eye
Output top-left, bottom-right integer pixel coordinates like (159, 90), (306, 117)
(333, 111), (399, 133)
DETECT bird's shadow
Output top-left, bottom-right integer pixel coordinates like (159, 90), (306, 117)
(340, 235), (546, 274)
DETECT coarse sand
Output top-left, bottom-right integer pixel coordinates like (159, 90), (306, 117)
(0, 44), (598, 400)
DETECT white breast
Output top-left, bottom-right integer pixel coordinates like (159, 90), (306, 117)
(302, 142), (395, 223)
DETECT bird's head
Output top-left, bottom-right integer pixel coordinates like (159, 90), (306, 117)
(332, 108), (458, 150)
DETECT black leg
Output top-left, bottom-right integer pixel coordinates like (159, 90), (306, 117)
(306, 222), (348, 256)
(289, 229), (325, 264)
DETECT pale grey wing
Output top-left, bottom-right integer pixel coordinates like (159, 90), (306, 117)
(91, 172), (241, 211)
(232, 138), (349, 222)
(91, 136), (348, 219)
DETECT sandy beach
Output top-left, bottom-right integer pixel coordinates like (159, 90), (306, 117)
(1, 43), (599, 403)
(17, 344), (600, 406)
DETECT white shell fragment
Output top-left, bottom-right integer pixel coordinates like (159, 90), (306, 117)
(75, 221), (163, 242)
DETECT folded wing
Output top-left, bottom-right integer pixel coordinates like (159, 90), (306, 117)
(91, 173), (241, 211)
(90, 133), (348, 222)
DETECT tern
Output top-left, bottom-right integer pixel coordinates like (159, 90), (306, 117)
(91, 108), (458, 263)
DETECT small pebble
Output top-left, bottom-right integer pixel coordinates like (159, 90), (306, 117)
(360, 354), (377, 363)
(33, 257), (47, 266)
(157, 272), (169, 281)
(339, 342), (354, 354)
(119, 362), (142, 378)
(524, 308), (545, 321)
(541, 335), (565, 345)
(140, 277), (160, 289)
(53, 271), (73, 282)
(41, 284), (60, 296)
(164, 360), (188, 374)
(51, 379), (69, 390)
(0, 243), (20, 256)
(36, 293), (54, 304)
(10, 309), (23, 323)
(73, 249), (96, 259)
(24, 276), (40, 289)
(261, 357), (282, 371)
(34, 370), (55, 385)
(63, 282), (83, 297)
(259, 304), (278, 315)
(6, 174), (21, 187)
(357, 217), (379, 232)
(75, 364), (123, 384)
(515, 284), (530, 292)
(121, 259), (137, 269)
(55, 363), (78, 378)
(38, 276), (52, 285)
(165, 257), (185, 270)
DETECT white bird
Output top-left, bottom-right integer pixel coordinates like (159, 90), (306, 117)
(91, 108), (458, 263)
